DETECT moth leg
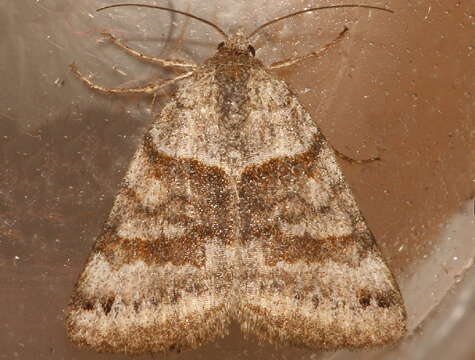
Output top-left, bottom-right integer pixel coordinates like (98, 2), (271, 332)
(70, 63), (193, 94)
(269, 26), (348, 70)
(333, 146), (381, 164)
(101, 32), (197, 71)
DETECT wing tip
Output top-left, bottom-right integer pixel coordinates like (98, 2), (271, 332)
(238, 302), (407, 350)
(65, 303), (231, 354)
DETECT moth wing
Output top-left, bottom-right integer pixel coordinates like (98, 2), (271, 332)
(237, 134), (407, 349)
(66, 132), (236, 354)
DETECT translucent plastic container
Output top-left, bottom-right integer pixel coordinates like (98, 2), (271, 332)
(1, 1), (473, 359)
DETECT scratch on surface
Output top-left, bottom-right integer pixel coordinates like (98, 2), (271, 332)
(424, 5), (432, 20)
(46, 35), (65, 50)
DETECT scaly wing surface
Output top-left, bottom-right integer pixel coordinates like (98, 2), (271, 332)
(66, 131), (237, 354)
(236, 76), (406, 348)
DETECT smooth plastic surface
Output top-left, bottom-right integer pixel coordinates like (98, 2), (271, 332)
(1, 1), (474, 359)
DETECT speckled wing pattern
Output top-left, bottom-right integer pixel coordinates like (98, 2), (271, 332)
(66, 133), (237, 352)
(237, 136), (406, 348)
(67, 35), (406, 354)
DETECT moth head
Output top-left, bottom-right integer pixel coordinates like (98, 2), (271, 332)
(217, 31), (256, 57)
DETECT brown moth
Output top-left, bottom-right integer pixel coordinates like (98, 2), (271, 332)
(66, 3), (406, 354)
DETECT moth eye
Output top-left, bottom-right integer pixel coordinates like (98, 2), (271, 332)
(248, 45), (256, 56)
(217, 42), (225, 50)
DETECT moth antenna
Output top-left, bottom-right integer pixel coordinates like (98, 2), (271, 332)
(97, 3), (228, 39)
(248, 4), (393, 39)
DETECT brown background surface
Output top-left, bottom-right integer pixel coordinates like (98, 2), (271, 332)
(0, 0), (474, 359)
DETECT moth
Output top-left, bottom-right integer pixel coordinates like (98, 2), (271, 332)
(66, 3), (406, 354)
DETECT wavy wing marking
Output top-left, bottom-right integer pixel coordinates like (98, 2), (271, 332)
(66, 133), (237, 354)
(237, 134), (407, 349)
